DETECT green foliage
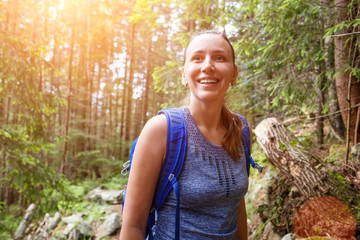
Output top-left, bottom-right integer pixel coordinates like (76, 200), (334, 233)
(0, 125), (72, 213)
(152, 60), (187, 107)
(326, 144), (346, 165)
(227, 0), (337, 117)
(0, 206), (22, 240)
(328, 171), (360, 220)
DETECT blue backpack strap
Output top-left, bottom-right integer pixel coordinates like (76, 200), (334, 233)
(154, 108), (187, 208)
(237, 114), (263, 175)
(145, 108), (186, 240)
(122, 108), (186, 240)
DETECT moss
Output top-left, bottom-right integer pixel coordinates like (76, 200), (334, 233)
(289, 139), (299, 146)
(328, 172), (353, 203)
(279, 142), (287, 151)
(298, 136), (313, 149)
(326, 144), (346, 165)
(328, 171), (360, 229)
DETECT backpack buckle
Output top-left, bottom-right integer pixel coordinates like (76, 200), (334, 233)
(254, 162), (264, 173)
(121, 160), (130, 176)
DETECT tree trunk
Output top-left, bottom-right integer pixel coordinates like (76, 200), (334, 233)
(60, 10), (76, 174)
(143, 32), (152, 126)
(324, 35), (346, 141)
(86, 0), (92, 154)
(125, 23), (136, 156)
(315, 63), (324, 145)
(334, 0), (360, 144)
(254, 118), (358, 201)
(119, 53), (128, 159)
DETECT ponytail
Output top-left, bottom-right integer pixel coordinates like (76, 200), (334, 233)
(221, 105), (243, 161)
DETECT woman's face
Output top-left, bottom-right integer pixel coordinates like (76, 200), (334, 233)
(182, 34), (238, 104)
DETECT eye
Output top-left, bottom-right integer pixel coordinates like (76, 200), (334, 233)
(192, 55), (203, 61)
(215, 55), (225, 61)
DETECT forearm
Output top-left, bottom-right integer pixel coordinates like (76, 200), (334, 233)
(119, 225), (144, 240)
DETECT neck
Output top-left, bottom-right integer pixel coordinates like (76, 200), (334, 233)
(187, 100), (224, 131)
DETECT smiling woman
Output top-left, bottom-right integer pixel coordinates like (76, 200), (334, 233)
(120, 30), (251, 240)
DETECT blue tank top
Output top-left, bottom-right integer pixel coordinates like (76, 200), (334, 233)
(153, 107), (249, 240)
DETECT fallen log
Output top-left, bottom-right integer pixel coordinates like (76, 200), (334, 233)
(254, 117), (360, 238)
(254, 117), (356, 200)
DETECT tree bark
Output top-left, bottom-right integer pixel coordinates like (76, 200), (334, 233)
(86, 0), (93, 154)
(143, 31), (152, 126)
(125, 23), (136, 156)
(315, 63), (324, 145)
(255, 117), (333, 198)
(334, 0), (360, 144)
(324, 36), (345, 141)
(60, 10), (76, 175)
(119, 53), (128, 159)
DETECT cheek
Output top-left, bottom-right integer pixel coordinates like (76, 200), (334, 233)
(186, 65), (198, 78)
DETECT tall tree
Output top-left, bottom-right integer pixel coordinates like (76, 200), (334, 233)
(60, 9), (76, 175)
(334, 0), (360, 144)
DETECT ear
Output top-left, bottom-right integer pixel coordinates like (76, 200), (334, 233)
(182, 67), (187, 86)
(231, 65), (238, 86)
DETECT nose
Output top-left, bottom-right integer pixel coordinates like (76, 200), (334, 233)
(201, 57), (215, 73)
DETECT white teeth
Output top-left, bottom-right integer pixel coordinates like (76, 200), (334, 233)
(199, 79), (218, 84)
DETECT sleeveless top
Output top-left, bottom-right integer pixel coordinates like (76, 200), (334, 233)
(153, 107), (249, 240)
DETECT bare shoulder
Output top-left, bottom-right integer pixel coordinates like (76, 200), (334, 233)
(140, 114), (167, 140)
(134, 114), (167, 161)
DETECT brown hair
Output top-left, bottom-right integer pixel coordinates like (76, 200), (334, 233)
(184, 30), (243, 160)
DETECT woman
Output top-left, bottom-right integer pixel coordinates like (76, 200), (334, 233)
(120, 30), (249, 240)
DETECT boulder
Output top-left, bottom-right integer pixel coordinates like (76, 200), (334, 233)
(95, 213), (121, 240)
(62, 214), (93, 240)
(350, 143), (360, 160)
(86, 186), (124, 204)
(281, 233), (295, 240)
(262, 222), (282, 240)
(62, 213), (83, 224)
(68, 221), (93, 240)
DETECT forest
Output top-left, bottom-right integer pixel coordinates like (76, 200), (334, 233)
(0, 0), (360, 239)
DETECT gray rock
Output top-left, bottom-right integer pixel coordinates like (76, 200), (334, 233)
(62, 213), (83, 224)
(262, 222), (282, 240)
(67, 221), (93, 240)
(14, 203), (36, 240)
(86, 187), (124, 204)
(63, 223), (76, 236)
(351, 143), (360, 160)
(47, 212), (61, 231)
(281, 233), (296, 240)
(95, 213), (121, 240)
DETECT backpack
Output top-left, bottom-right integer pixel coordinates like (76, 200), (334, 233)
(121, 108), (263, 240)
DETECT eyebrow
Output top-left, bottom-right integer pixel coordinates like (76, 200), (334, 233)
(190, 49), (228, 55)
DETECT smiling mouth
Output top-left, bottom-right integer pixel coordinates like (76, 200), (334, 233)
(198, 79), (219, 84)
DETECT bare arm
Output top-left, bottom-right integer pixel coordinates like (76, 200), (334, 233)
(236, 123), (252, 240)
(236, 197), (248, 240)
(120, 115), (167, 240)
